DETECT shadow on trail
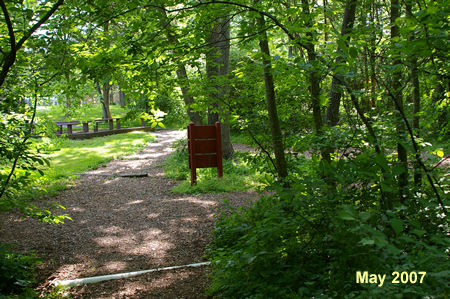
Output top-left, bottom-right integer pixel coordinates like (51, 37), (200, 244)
(0, 130), (256, 298)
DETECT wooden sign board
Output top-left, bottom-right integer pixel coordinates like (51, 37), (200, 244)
(188, 122), (223, 185)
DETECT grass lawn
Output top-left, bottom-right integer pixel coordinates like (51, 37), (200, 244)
(24, 131), (156, 199)
(36, 104), (144, 130)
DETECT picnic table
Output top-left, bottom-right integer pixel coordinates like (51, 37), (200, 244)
(56, 121), (92, 135)
(93, 117), (121, 132)
(56, 121), (81, 135)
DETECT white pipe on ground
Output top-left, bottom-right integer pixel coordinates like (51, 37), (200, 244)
(53, 261), (211, 287)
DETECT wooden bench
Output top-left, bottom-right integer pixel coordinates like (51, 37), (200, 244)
(82, 121), (92, 133)
(56, 121), (92, 134)
(93, 118), (121, 132)
(56, 121), (81, 135)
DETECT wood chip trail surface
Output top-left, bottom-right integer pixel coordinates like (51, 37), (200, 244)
(0, 129), (257, 298)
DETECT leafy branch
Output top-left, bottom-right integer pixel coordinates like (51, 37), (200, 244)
(0, 0), (64, 88)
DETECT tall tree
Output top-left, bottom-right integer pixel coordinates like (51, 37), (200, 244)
(301, 0), (323, 137)
(206, 17), (234, 158)
(325, 0), (357, 127)
(257, 14), (288, 179)
(390, 0), (408, 202)
(99, 22), (112, 119)
(96, 80), (112, 119)
(206, 21), (220, 125)
(406, 1), (421, 185)
(158, 6), (202, 125)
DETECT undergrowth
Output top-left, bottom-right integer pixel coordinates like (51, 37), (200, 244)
(0, 244), (41, 297)
(206, 148), (449, 298)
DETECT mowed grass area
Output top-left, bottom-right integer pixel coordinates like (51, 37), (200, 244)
(36, 104), (143, 129)
(24, 131), (155, 199)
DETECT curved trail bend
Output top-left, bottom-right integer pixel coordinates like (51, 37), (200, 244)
(0, 129), (256, 298)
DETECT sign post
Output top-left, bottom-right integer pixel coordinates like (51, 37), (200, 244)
(188, 122), (223, 185)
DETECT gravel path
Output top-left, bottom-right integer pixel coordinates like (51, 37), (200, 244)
(0, 130), (258, 298)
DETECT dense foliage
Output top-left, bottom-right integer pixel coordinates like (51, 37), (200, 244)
(0, 244), (41, 296)
(207, 152), (448, 297)
(0, 0), (448, 296)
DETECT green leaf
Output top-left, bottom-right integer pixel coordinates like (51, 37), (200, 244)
(359, 211), (371, 222)
(337, 38), (348, 55)
(372, 230), (388, 247)
(337, 205), (357, 221)
(348, 47), (358, 58)
(360, 237), (375, 245)
(337, 210), (355, 221)
(374, 154), (389, 171)
(386, 243), (402, 255)
(411, 229), (426, 237)
(390, 218), (403, 235)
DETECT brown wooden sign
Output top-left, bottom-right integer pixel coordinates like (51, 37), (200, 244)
(188, 122), (223, 185)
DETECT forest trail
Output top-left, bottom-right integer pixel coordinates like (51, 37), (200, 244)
(0, 130), (256, 298)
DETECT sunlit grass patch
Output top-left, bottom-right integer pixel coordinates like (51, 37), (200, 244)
(171, 172), (264, 194)
(36, 104), (143, 129)
(23, 131), (155, 199)
(164, 142), (266, 194)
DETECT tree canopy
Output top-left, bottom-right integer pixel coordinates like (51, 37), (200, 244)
(1, 0), (448, 297)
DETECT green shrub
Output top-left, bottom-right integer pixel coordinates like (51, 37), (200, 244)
(206, 155), (449, 298)
(0, 244), (41, 296)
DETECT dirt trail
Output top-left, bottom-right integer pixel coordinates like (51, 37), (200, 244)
(0, 129), (257, 298)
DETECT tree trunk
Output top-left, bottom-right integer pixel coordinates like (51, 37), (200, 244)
(216, 18), (233, 159)
(96, 80), (111, 119)
(257, 15), (288, 179)
(207, 107), (219, 124)
(391, 0), (408, 202)
(301, 0), (336, 193)
(301, 0), (328, 157)
(323, 0), (328, 43)
(300, 0), (323, 135)
(119, 90), (126, 107)
(323, 0), (357, 178)
(206, 18), (234, 159)
(206, 22), (220, 125)
(159, 6), (202, 125)
(325, 0), (357, 127)
(433, 76), (448, 132)
(98, 22), (112, 120)
(406, 2), (421, 186)
(102, 82), (112, 119)
(367, 3), (378, 107)
(175, 67), (202, 125)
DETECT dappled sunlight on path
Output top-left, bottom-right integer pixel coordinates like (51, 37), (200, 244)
(0, 129), (258, 298)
